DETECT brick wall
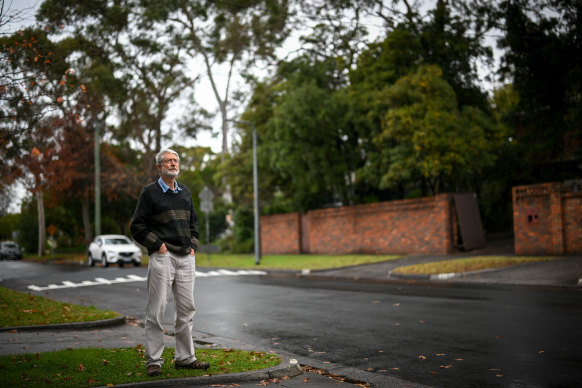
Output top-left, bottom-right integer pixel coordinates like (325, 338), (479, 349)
(260, 212), (301, 254)
(513, 182), (582, 255)
(260, 194), (454, 255)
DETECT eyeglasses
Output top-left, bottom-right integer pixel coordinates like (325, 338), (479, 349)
(162, 158), (179, 164)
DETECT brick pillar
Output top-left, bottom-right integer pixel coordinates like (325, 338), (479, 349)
(436, 193), (454, 254)
(550, 189), (564, 255)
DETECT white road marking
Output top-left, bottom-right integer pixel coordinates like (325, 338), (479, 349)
(27, 269), (267, 291)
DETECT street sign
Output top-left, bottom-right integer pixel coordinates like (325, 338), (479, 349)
(199, 186), (214, 202)
(199, 186), (214, 213)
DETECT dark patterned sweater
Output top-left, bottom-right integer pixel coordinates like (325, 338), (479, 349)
(130, 181), (199, 255)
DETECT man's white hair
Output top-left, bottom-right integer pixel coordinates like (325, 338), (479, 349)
(155, 149), (179, 165)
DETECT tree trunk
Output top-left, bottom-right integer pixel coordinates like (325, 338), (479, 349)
(82, 194), (92, 246)
(35, 190), (46, 257)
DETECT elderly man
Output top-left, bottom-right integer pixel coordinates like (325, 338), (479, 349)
(130, 148), (209, 377)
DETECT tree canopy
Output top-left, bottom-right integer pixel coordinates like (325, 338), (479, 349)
(1, 0), (580, 252)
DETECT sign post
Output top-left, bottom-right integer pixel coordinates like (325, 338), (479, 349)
(228, 119), (261, 266)
(198, 186), (214, 264)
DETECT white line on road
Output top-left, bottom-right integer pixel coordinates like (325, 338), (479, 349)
(27, 269), (267, 291)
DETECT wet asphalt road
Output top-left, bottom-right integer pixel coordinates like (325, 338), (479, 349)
(1, 259), (581, 387)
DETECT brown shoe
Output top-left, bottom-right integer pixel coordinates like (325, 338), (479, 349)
(146, 364), (162, 376)
(175, 360), (210, 370)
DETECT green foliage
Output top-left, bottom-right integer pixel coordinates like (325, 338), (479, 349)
(419, 1), (492, 110)
(362, 65), (503, 194)
(231, 208), (254, 253)
(261, 56), (361, 210)
(17, 197), (38, 253)
(0, 214), (20, 240)
(496, 0), (582, 179)
(4, 0), (579, 242)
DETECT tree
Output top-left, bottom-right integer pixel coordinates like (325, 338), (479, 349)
(141, 0), (292, 154)
(0, 27), (76, 190)
(362, 65), (503, 195)
(258, 56), (361, 210)
(495, 0), (582, 181)
(15, 125), (59, 256)
(37, 0), (197, 183)
(418, 0), (493, 110)
(0, 26), (92, 255)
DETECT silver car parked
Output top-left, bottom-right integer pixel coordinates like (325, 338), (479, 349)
(0, 241), (22, 260)
(88, 234), (142, 267)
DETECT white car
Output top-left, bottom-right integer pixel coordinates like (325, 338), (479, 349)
(88, 234), (142, 267)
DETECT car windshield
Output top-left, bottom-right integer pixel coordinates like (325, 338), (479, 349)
(3, 243), (18, 249)
(105, 238), (131, 245)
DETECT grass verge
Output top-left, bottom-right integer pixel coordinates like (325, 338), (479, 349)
(391, 256), (560, 275)
(24, 252), (402, 270)
(196, 253), (401, 270)
(23, 253), (86, 264)
(0, 345), (281, 387)
(0, 286), (119, 328)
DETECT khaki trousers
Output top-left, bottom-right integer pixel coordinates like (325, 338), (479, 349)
(145, 251), (196, 367)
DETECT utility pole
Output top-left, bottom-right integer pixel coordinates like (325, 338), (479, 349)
(230, 119), (261, 265)
(94, 121), (101, 236)
(252, 123), (260, 265)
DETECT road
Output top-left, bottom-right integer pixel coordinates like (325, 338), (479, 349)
(1, 260), (581, 387)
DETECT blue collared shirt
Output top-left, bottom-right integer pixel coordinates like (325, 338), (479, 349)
(158, 177), (182, 194)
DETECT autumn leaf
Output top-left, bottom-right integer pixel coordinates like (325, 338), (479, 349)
(78, 364), (86, 371)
